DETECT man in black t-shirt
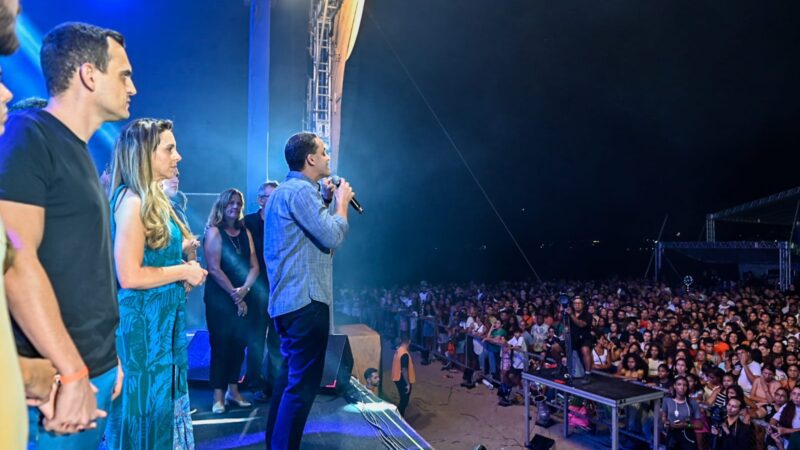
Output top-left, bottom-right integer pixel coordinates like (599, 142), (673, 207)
(619, 319), (644, 344)
(242, 180), (281, 401)
(0, 22), (136, 446)
(569, 296), (594, 375)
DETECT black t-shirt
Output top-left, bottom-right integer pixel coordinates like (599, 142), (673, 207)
(243, 211), (268, 299)
(570, 310), (593, 345)
(620, 330), (644, 343)
(397, 354), (410, 385)
(0, 110), (118, 377)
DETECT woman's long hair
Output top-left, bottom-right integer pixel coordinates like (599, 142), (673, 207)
(779, 387), (800, 428)
(110, 118), (190, 249)
(206, 189), (245, 229)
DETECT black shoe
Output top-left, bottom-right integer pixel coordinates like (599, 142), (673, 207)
(252, 390), (271, 404)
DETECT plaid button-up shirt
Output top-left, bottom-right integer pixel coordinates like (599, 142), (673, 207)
(264, 171), (349, 317)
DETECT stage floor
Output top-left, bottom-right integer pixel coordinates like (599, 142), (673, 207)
(189, 380), (430, 450)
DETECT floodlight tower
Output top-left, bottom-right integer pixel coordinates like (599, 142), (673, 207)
(306, 0), (365, 173)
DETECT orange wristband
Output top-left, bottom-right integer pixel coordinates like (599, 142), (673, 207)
(56, 366), (89, 385)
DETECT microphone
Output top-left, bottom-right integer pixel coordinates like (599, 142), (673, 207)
(330, 175), (364, 214)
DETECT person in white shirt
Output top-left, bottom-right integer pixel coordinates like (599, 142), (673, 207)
(530, 314), (549, 353)
(769, 386), (800, 450)
(508, 328), (527, 371)
(507, 327), (528, 397)
(735, 347), (761, 396)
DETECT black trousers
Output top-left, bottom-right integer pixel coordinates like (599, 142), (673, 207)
(395, 379), (412, 416)
(666, 428), (698, 450)
(206, 298), (247, 390)
(261, 314), (282, 394)
(265, 301), (330, 450)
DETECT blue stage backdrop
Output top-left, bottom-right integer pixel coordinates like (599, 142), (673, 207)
(3, 0), (255, 201)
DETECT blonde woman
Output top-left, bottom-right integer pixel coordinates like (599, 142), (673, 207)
(203, 189), (259, 413)
(107, 119), (207, 449)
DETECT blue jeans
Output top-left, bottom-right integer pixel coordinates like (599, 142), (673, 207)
(27, 366), (117, 450)
(478, 348), (497, 377)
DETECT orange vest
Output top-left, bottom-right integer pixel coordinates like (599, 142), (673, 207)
(392, 346), (415, 384)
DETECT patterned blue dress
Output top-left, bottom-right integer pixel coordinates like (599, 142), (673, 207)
(106, 186), (194, 449)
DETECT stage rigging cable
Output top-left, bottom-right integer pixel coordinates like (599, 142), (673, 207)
(367, 10), (544, 284)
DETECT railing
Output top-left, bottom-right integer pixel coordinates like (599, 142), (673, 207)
(348, 304), (675, 445)
(373, 309), (546, 386)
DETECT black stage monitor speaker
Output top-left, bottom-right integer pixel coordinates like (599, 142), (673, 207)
(320, 334), (354, 395)
(527, 434), (555, 450)
(187, 330), (211, 381)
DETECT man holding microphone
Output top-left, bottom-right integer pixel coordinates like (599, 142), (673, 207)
(263, 132), (354, 450)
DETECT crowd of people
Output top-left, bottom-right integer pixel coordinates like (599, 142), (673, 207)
(338, 278), (800, 450)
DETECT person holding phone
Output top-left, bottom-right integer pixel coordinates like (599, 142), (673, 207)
(662, 376), (704, 450)
(710, 396), (755, 450)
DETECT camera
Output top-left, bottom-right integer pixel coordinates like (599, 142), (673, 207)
(708, 405), (725, 425)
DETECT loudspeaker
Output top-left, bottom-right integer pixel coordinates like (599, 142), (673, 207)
(187, 330), (212, 381)
(319, 334), (354, 394)
(527, 434), (555, 450)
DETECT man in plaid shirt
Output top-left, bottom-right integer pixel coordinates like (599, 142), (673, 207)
(263, 132), (354, 450)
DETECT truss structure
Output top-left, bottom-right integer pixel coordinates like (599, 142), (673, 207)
(655, 241), (794, 290)
(306, 0), (342, 151)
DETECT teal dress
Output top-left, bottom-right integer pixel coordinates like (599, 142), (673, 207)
(106, 186), (194, 449)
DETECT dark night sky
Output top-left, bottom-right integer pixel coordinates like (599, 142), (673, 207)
(328, 0), (800, 286)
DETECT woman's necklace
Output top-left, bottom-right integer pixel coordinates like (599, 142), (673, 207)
(225, 229), (241, 254)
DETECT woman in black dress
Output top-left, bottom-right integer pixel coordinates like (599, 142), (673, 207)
(203, 188), (259, 413)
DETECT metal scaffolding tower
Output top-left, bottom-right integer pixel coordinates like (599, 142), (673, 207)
(306, 0), (342, 149)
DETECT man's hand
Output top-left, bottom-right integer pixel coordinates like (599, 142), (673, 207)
(333, 178), (354, 215)
(44, 377), (106, 434)
(321, 178), (335, 203)
(405, 384), (411, 394)
(111, 364), (124, 401)
(19, 357), (57, 405)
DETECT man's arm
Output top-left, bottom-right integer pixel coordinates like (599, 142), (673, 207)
(0, 200), (104, 432)
(290, 181), (353, 249)
(570, 314), (588, 328)
(743, 362), (759, 384)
